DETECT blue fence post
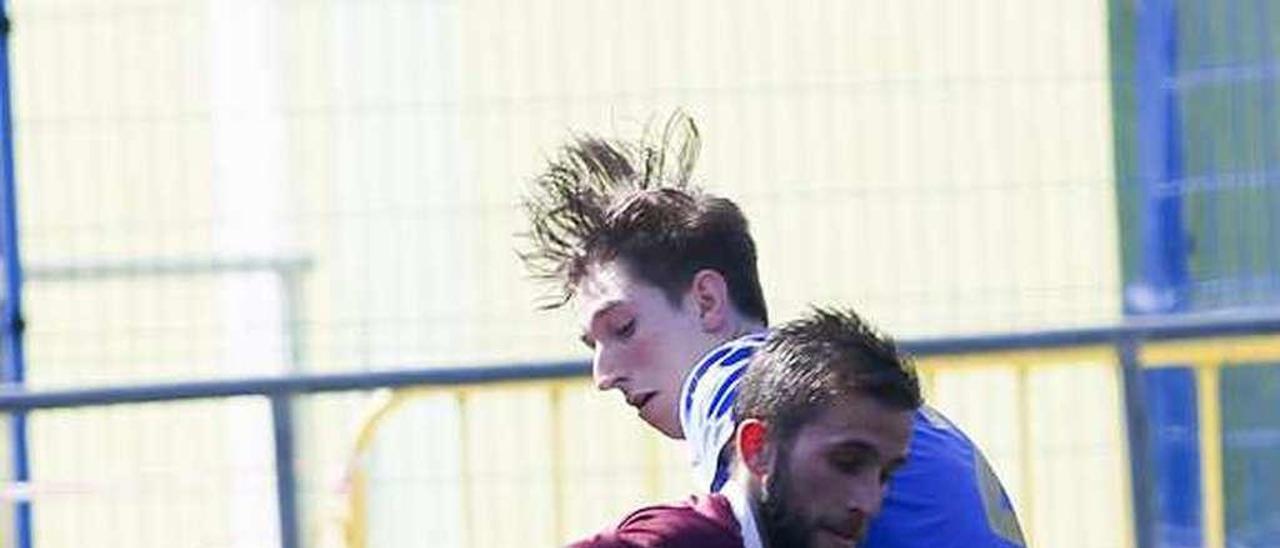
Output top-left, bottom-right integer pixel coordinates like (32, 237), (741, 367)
(0, 3), (32, 548)
(1118, 336), (1155, 548)
(270, 395), (300, 548)
(1128, 1), (1190, 546)
(1128, 0), (1189, 315)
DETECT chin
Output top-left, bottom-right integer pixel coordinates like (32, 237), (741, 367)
(651, 418), (682, 439)
(812, 532), (858, 548)
(641, 411), (681, 439)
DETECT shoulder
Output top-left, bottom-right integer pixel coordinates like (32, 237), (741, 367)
(891, 406), (989, 496)
(568, 494), (742, 548)
(866, 406), (1026, 547)
(908, 406), (981, 465)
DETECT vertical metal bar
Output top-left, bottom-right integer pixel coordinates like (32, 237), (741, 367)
(1129, 1), (1186, 545)
(1129, 0), (1189, 315)
(1014, 361), (1034, 542)
(1194, 363), (1225, 548)
(1117, 337), (1154, 548)
(280, 268), (306, 374)
(270, 395), (300, 548)
(547, 385), (566, 544)
(276, 269), (306, 548)
(0, 3), (31, 548)
(457, 391), (474, 548)
(919, 363), (938, 403)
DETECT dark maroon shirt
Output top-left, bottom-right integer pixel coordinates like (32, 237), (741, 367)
(568, 493), (744, 548)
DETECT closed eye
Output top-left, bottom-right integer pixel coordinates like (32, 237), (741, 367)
(826, 441), (888, 478)
(829, 451), (874, 475)
(615, 319), (636, 339)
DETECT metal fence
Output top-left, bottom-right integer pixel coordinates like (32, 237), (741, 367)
(1112, 0), (1280, 315)
(1, 312), (1277, 547)
(1, 0), (1278, 547)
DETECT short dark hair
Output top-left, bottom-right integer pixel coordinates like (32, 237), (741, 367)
(519, 112), (768, 323)
(735, 307), (922, 444)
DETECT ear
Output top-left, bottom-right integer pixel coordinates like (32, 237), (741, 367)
(735, 418), (773, 478)
(688, 269), (730, 332)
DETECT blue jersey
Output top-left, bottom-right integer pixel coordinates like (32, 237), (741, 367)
(679, 334), (1026, 548)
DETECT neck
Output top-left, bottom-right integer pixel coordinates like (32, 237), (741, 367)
(723, 477), (769, 548)
(722, 316), (767, 343)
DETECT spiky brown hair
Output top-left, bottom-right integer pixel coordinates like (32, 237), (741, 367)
(518, 111), (767, 323)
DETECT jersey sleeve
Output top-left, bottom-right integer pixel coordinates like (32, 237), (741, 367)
(862, 406), (1027, 548)
(567, 496), (743, 548)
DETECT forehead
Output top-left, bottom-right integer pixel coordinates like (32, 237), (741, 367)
(574, 262), (665, 322)
(577, 261), (635, 301)
(790, 395), (913, 454)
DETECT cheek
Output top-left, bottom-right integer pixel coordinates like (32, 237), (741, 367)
(614, 338), (656, 376)
(785, 457), (845, 510)
(649, 324), (699, 371)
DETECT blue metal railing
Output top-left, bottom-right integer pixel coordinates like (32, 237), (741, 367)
(5, 311), (1278, 413)
(0, 311), (1276, 548)
(0, 2), (31, 547)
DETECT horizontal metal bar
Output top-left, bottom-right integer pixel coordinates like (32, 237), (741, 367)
(1151, 168), (1280, 199)
(0, 361), (590, 412)
(903, 309), (1280, 356)
(26, 256), (313, 281)
(1170, 60), (1280, 90)
(1, 310), (1278, 413)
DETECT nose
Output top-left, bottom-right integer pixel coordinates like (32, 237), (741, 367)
(592, 346), (622, 391)
(846, 473), (886, 518)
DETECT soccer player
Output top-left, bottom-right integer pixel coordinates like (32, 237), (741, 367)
(571, 307), (922, 548)
(521, 113), (1025, 546)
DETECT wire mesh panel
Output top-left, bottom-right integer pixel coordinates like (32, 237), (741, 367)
(1110, 0), (1280, 545)
(3, 0), (1126, 546)
(28, 399), (278, 547)
(1113, 0), (1280, 314)
(10, 0), (1124, 376)
(1172, 0), (1280, 311)
(2, 0), (1277, 547)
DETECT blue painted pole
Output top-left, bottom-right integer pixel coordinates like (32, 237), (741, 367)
(1126, 2), (1185, 545)
(1129, 0), (1189, 315)
(0, 3), (32, 548)
(1117, 336), (1155, 548)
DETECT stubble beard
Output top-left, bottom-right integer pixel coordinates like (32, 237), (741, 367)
(757, 448), (815, 548)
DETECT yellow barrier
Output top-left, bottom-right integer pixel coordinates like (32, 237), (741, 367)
(337, 336), (1280, 548)
(1147, 336), (1280, 548)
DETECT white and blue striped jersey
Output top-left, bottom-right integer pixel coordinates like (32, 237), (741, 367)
(678, 332), (769, 491)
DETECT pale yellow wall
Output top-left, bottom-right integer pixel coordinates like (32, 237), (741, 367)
(6, 0), (1126, 547)
(437, 2), (1127, 544)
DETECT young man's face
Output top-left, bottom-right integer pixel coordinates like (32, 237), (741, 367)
(576, 260), (719, 439)
(758, 396), (913, 548)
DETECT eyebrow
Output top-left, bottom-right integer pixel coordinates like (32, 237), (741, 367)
(828, 439), (897, 464)
(831, 439), (879, 456)
(828, 438), (909, 472)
